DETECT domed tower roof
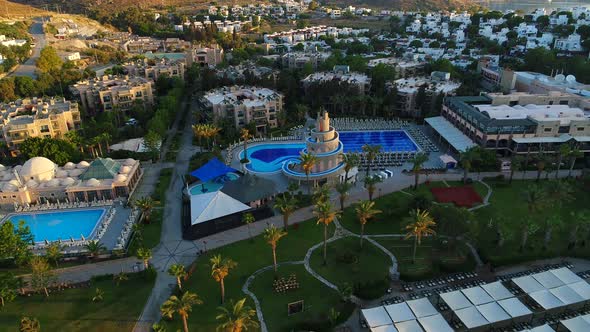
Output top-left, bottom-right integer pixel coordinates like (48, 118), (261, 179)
(20, 157), (56, 182)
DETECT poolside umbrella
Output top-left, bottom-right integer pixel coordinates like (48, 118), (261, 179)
(81, 234), (85, 241)
(70, 236), (74, 243)
(44, 239), (49, 245)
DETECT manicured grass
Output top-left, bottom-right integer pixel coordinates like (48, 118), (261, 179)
(308, 236), (391, 299)
(250, 264), (355, 331)
(162, 218), (334, 331)
(127, 209), (163, 254)
(0, 272), (154, 332)
(153, 168), (173, 205)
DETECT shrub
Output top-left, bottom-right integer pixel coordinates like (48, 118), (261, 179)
(353, 277), (389, 299)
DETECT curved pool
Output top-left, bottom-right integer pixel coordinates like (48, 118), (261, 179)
(242, 143), (305, 173)
(189, 172), (240, 195)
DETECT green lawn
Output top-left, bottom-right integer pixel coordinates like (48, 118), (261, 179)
(127, 208), (164, 255)
(308, 236), (391, 300)
(0, 272), (154, 332)
(162, 219), (334, 331)
(153, 168), (173, 205)
(250, 264), (354, 331)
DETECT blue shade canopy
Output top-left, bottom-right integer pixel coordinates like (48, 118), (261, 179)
(189, 158), (237, 182)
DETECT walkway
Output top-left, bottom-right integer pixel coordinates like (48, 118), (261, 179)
(9, 17), (46, 78)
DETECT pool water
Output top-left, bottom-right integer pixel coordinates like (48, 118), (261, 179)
(242, 130), (418, 173)
(4, 208), (106, 243)
(189, 172), (240, 195)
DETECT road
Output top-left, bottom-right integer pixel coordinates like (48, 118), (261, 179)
(10, 17), (47, 78)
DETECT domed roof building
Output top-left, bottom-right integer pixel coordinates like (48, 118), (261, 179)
(20, 157), (56, 182)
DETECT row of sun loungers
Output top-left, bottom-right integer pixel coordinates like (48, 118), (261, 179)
(406, 127), (439, 153)
(331, 117), (411, 131)
(15, 199), (115, 213)
(114, 208), (140, 251)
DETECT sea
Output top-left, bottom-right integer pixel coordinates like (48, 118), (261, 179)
(474, 0), (590, 12)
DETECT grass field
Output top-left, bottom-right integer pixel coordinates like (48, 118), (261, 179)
(0, 272), (154, 332)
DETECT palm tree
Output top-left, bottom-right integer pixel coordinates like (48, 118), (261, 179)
(45, 242), (63, 267)
(29, 257), (55, 297)
(273, 195), (297, 230)
(567, 146), (583, 178)
(356, 200), (382, 249)
(19, 317), (40, 332)
(299, 152), (318, 195)
(136, 247), (152, 269)
(340, 153), (360, 183)
(314, 201), (339, 265)
(92, 288), (104, 302)
(410, 153), (428, 189)
(312, 184), (330, 204)
(556, 144), (572, 179)
(134, 196), (155, 223)
(206, 124), (221, 150)
(192, 124), (206, 147)
(362, 144), (382, 176)
(92, 136), (104, 157)
(240, 128), (253, 163)
(168, 264), (188, 291)
(543, 215), (563, 249)
(569, 210), (590, 248)
(241, 213), (255, 241)
(404, 209), (436, 263)
(101, 133), (112, 152)
(113, 272), (128, 286)
(210, 255), (238, 304)
(523, 184), (547, 215)
(364, 175), (382, 201)
(546, 180), (574, 209)
(509, 155), (523, 184)
(84, 240), (106, 260)
(161, 292), (203, 332)
(263, 225), (288, 273)
(534, 152), (548, 182)
(517, 217), (538, 252)
(459, 147), (479, 183)
(216, 298), (259, 332)
(335, 182), (352, 211)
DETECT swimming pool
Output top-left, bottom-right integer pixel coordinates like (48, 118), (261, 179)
(242, 130), (418, 173)
(189, 172), (240, 195)
(3, 208), (106, 243)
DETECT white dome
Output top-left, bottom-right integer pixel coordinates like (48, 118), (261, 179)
(63, 162), (76, 170)
(2, 183), (17, 192)
(55, 170), (68, 178)
(25, 179), (39, 188)
(77, 161), (90, 168)
(115, 174), (128, 182)
(123, 158), (136, 166)
(68, 169), (84, 177)
(45, 178), (61, 188)
(119, 166), (131, 174)
(85, 178), (100, 187)
(61, 177), (76, 186)
(0, 164), (5, 171)
(20, 157), (56, 182)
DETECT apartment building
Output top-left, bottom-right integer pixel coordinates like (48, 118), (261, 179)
(70, 76), (154, 114)
(186, 45), (224, 67)
(0, 97), (81, 155)
(123, 58), (185, 81)
(302, 66), (371, 95)
(202, 86), (283, 134)
(281, 51), (330, 70)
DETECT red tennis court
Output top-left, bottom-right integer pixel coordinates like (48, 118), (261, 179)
(430, 186), (483, 207)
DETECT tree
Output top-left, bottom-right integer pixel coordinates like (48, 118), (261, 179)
(299, 152), (318, 195)
(543, 214), (563, 249)
(29, 256), (55, 297)
(363, 175), (382, 201)
(0, 220), (33, 266)
(459, 147), (479, 183)
(273, 196), (296, 230)
(216, 298), (259, 332)
(362, 144), (382, 176)
(404, 209), (436, 263)
(410, 153), (429, 189)
(168, 264), (188, 291)
(509, 155), (523, 184)
(144, 130), (162, 159)
(19, 137), (80, 165)
(134, 196), (155, 223)
(19, 317), (40, 332)
(210, 255), (237, 304)
(239, 128), (253, 163)
(136, 247), (152, 269)
(36, 47), (63, 73)
(409, 40), (423, 48)
(569, 210), (590, 248)
(84, 240), (106, 260)
(113, 272), (128, 286)
(567, 146), (583, 177)
(521, 185), (547, 251)
(241, 213), (255, 241)
(356, 200), (382, 249)
(335, 182), (352, 211)
(314, 201), (339, 265)
(161, 292), (203, 332)
(45, 242), (63, 267)
(312, 184), (330, 204)
(534, 153), (548, 182)
(92, 288), (104, 302)
(263, 225), (287, 273)
(556, 144), (571, 178)
(340, 153), (360, 183)
(0, 272), (18, 307)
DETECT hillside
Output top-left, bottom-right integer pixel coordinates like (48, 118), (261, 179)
(0, 0), (48, 18)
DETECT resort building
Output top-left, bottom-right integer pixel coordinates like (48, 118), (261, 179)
(186, 45), (224, 67)
(202, 86), (284, 134)
(281, 51), (331, 70)
(367, 57), (425, 78)
(0, 157), (142, 207)
(70, 75), (154, 114)
(302, 66), (371, 95)
(0, 97), (81, 155)
(511, 71), (590, 99)
(426, 92), (590, 155)
(123, 58), (185, 81)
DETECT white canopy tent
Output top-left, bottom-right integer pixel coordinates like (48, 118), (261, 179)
(371, 325), (398, 332)
(406, 298), (438, 319)
(533, 271), (565, 289)
(385, 303), (416, 323)
(393, 319), (424, 332)
(462, 286), (495, 306)
(362, 307), (393, 329)
(569, 281), (590, 300)
(550, 268), (584, 285)
(417, 313), (453, 332)
(440, 290), (473, 310)
(513, 275), (546, 294)
(549, 285), (585, 306)
(497, 297), (533, 320)
(476, 302), (511, 326)
(481, 281), (514, 301)
(529, 289), (565, 310)
(454, 306), (490, 329)
(190, 191), (251, 226)
(525, 324), (555, 331)
(560, 315), (590, 332)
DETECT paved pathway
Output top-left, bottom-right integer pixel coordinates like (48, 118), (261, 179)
(9, 17), (46, 78)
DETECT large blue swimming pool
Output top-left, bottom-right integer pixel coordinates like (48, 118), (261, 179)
(242, 130), (418, 173)
(3, 208), (106, 243)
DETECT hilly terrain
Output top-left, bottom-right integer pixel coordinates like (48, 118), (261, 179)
(0, 0), (48, 18)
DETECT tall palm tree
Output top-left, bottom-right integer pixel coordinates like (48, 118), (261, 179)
(93, 136), (104, 157)
(84, 240), (106, 260)
(312, 184), (330, 204)
(273, 195), (297, 230)
(263, 225), (288, 273)
(362, 144), (382, 176)
(517, 217), (538, 252)
(410, 153), (428, 189)
(567, 146), (583, 178)
(340, 153), (360, 183)
(136, 248), (152, 269)
(206, 124), (221, 150)
(168, 264), (188, 291)
(543, 214), (563, 249)
(160, 292), (203, 332)
(523, 184), (547, 215)
(459, 147), (479, 183)
(509, 155), (523, 184)
(569, 210), (590, 248)
(556, 143), (572, 179)
(241, 213), (255, 241)
(546, 180), (574, 209)
(240, 128), (253, 162)
(19, 317), (40, 332)
(299, 152), (318, 195)
(363, 175), (382, 201)
(113, 272), (128, 286)
(356, 200), (382, 249)
(314, 201), (339, 265)
(335, 182), (352, 211)
(192, 124), (206, 147)
(134, 196), (155, 223)
(404, 209), (436, 263)
(534, 152), (548, 182)
(210, 255), (237, 304)
(216, 298), (259, 332)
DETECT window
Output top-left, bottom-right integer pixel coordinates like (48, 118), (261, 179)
(559, 100), (569, 105)
(544, 128), (552, 132)
(558, 126), (569, 133)
(549, 101), (554, 105)
(578, 127), (585, 131)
